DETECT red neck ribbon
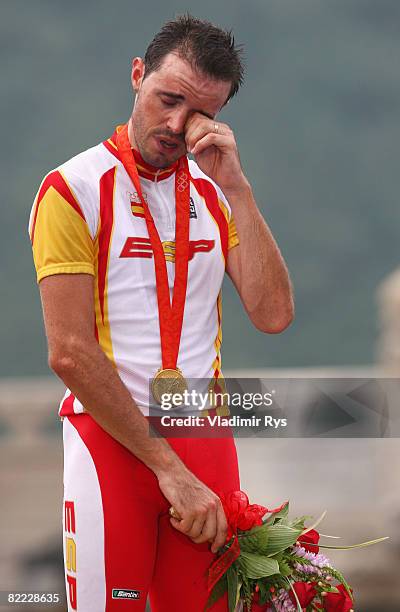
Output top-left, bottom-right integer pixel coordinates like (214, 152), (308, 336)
(116, 124), (190, 370)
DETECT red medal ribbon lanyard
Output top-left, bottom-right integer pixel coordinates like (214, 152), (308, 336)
(116, 124), (190, 370)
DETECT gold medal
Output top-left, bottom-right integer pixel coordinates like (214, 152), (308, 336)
(151, 367), (188, 405)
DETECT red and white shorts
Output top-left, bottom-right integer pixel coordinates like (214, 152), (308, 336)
(62, 414), (240, 611)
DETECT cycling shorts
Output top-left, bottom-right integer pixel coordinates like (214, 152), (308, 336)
(62, 413), (240, 611)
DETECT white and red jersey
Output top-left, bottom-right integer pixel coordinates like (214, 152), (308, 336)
(28, 126), (239, 417)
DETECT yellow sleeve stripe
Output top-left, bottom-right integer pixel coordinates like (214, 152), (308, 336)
(217, 197), (230, 223)
(217, 197), (239, 250)
(228, 216), (239, 250)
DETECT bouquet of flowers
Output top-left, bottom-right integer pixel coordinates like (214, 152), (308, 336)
(206, 491), (388, 612)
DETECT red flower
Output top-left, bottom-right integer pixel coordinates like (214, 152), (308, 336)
(219, 490), (287, 540)
(297, 529), (320, 553)
(323, 584), (353, 612)
(289, 581), (318, 607)
(220, 491), (268, 539)
(237, 503), (268, 531)
(244, 591), (268, 612)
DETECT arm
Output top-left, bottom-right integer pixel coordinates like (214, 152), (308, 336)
(40, 273), (227, 551)
(224, 183), (294, 333)
(40, 273), (182, 473)
(186, 114), (294, 333)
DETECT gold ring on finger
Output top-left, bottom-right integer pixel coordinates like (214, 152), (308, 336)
(169, 506), (182, 521)
(213, 123), (219, 134)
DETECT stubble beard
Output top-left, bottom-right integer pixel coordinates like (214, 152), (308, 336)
(131, 116), (168, 169)
(131, 108), (184, 169)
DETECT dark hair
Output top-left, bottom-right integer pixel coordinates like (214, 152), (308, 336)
(143, 14), (244, 103)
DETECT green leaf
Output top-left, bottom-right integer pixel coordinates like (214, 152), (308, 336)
(278, 559), (292, 576)
(264, 524), (302, 557)
(227, 566), (239, 612)
(262, 502), (289, 527)
(238, 552), (280, 579)
(274, 501), (290, 519)
(241, 576), (253, 610)
(263, 514), (276, 527)
(236, 581), (243, 607)
(324, 567), (354, 602)
(239, 526), (270, 553)
(289, 515), (313, 530)
(257, 580), (270, 605)
(321, 585), (340, 594)
(205, 575), (228, 610)
(317, 536), (388, 550)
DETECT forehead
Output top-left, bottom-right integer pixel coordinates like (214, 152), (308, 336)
(145, 52), (231, 115)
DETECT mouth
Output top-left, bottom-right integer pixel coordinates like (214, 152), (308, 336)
(154, 135), (181, 153)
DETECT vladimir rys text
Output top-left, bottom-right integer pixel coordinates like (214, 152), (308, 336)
(160, 414), (287, 428)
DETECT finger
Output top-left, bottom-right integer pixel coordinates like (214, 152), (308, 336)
(185, 120), (212, 153)
(191, 133), (232, 157)
(169, 506), (182, 521)
(184, 111), (211, 136)
(187, 514), (208, 540)
(211, 502), (228, 553)
(191, 505), (217, 545)
(185, 118), (228, 153)
(170, 514), (195, 534)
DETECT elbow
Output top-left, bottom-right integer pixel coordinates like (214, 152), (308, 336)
(48, 336), (86, 378)
(262, 315), (294, 334)
(49, 353), (77, 378)
(251, 301), (295, 334)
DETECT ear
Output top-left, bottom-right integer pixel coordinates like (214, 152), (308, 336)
(131, 57), (145, 93)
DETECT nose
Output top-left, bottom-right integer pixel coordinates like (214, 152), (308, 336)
(166, 108), (187, 137)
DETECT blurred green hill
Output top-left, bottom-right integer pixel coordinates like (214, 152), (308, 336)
(1, 0), (400, 376)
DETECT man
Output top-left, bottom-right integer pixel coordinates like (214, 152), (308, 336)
(28, 15), (293, 612)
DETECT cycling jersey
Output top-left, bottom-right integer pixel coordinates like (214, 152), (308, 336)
(28, 126), (239, 417)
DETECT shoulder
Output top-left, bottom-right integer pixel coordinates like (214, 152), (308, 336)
(60, 139), (120, 191)
(32, 140), (117, 239)
(39, 135), (121, 191)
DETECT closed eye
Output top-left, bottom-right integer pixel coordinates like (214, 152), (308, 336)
(160, 97), (178, 107)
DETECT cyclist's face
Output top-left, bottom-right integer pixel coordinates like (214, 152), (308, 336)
(130, 53), (231, 168)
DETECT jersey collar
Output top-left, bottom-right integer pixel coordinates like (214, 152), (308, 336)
(104, 125), (178, 182)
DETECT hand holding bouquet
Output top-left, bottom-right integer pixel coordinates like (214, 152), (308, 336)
(205, 490), (388, 612)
